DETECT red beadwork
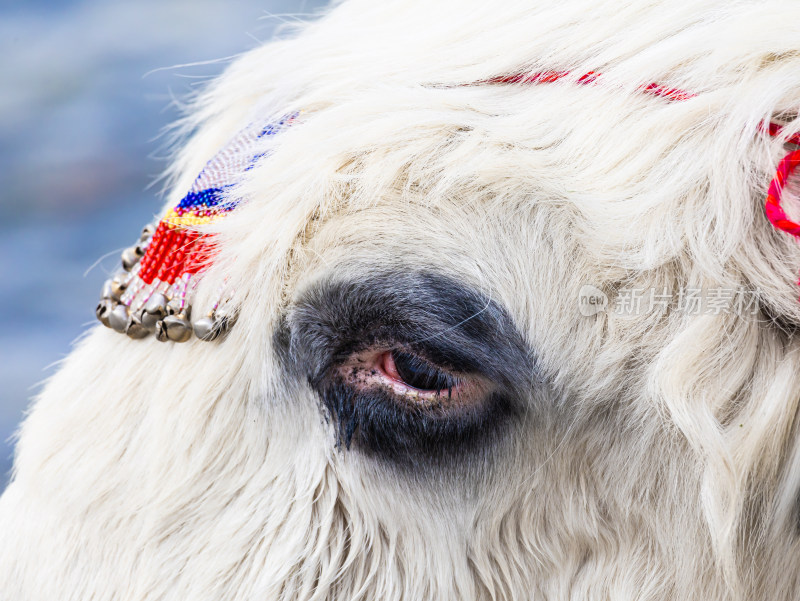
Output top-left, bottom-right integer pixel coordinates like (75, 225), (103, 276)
(138, 222), (213, 285)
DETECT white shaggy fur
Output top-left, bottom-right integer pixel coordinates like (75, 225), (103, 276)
(3, 0), (800, 599)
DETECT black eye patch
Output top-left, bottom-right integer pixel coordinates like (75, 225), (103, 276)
(275, 271), (534, 465)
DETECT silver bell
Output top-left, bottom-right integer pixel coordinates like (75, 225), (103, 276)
(154, 320), (169, 342)
(161, 314), (193, 343)
(96, 299), (114, 328)
(140, 224), (156, 241)
(101, 277), (127, 302)
(109, 273), (128, 300)
(125, 314), (150, 339)
(213, 307), (236, 330)
(139, 309), (160, 330)
(121, 246), (142, 271)
(144, 292), (168, 318)
(192, 316), (219, 341)
(107, 304), (130, 334)
(100, 279), (114, 301)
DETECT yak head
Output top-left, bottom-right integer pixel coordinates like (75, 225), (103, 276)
(3, 1), (800, 600)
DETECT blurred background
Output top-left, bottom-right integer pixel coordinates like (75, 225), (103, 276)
(0, 0), (328, 492)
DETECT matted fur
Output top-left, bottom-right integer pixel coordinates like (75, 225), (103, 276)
(3, 0), (800, 599)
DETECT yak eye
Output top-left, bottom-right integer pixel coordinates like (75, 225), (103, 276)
(380, 350), (458, 393)
(282, 272), (532, 461)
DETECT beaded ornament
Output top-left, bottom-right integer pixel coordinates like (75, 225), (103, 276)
(96, 114), (297, 342)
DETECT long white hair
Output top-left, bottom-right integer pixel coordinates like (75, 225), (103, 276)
(3, 1), (800, 599)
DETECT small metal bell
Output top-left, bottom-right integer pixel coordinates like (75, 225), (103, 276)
(214, 307), (236, 332)
(125, 313), (149, 339)
(140, 224), (156, 241)
(96, 299), (114, 327)
(144, 292), (168, 317)
(139, 308), (160, 330)
(121, 246), (142, 271)
(100, 279), (114, 300)
(109, 273), (128, 300)
(162, 314), (193, 343)
(192, 316), (218, 341)
(107, 304), (130, 334)
(154, 320), (169, 342)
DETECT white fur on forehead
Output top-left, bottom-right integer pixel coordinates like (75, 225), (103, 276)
(172, 0), (800, 329)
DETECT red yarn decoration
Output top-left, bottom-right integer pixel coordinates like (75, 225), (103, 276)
(484, 70), (695, 102)
(764, 149), (800, 238)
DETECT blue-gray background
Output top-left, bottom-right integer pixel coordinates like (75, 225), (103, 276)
(0, 0), (327, 492)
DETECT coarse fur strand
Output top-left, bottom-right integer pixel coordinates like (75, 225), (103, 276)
(3, 0), (800, 599)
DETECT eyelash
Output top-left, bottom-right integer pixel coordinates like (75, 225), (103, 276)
(379, 349), (461, 395)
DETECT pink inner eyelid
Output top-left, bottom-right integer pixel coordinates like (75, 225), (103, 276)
(378, 351), (403, 383)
